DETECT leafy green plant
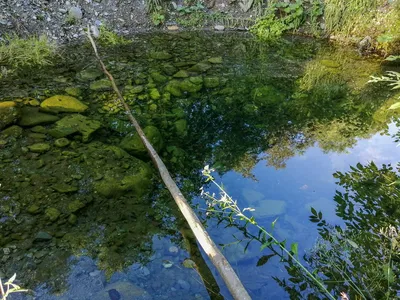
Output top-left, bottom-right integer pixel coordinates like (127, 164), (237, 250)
(0, 274), (28, 300)
(250, 8), (288, 41)
(201, 165), (336, 300)
(368, 56), (400, 99)
(146, 0), (163, 13)
(0, 35), (57, 69)
(151, 11), (166, 26)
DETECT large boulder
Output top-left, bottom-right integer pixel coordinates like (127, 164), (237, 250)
(40, 95), (88, 113)
(48, 114), (101, 142)
(0, 101), (20, 129)
(18, 107), (59, 127)
(120, 125), (163, 157)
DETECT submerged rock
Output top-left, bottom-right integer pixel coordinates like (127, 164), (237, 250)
(18, 107), (59, 127)
(28, 143), (51, 153)
(150, 51), (172, 60)
(0, 125), (23, 138)
(208, 56), (223, 64)
(54, 138), (70, 148)
(174, 119), (187, 137)
(173, 70), (189, 78)
(179, 79), (202, 93)
(120, 125), (163, 157)
(0, 102), (19, 129)
(204, 76), (220, 88)
(150, 72), (168, 83)
(90, 79), (113, 91)
(52, 183), (78, 193)
(35, 231), (53, 241)
(188, 62), (212, 73)
(78, 68), (103, 81)
(45, 207), (61, 222)
(253, 200), (286, 217)
(40, 95), (88, 113)
(48, 114), (101, 142)
(165, 80), (183, 97)
(65, 87), (82, 97)
(94, 281), (151, 300)
(149, 88), (161, 100)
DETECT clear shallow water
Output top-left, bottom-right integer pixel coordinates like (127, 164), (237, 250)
(1, 32), (400, 299)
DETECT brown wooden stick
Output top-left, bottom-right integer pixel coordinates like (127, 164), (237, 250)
(86, 26), (251, 300)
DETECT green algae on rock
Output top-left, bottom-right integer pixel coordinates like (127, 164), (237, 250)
(204, 76), (220, 88)
(90, 79), (113, 91)
(0, 102), (20, 129)
(28, 142), (51, 153)
(150, 51), (172, 60)
(40, 95), (88, 113)
(48, 114), (101, 142)
(52, 183), (78, 193)
(45, 207), (61, 222)
(54, 138), (70, 148)
(0, 125), (23, 138)
(179, 78), (202, 93)
(18, 107), (59, 126)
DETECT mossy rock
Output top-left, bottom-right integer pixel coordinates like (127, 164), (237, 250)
(165, 80), (183, 97)
(68, 200), (85, 213)
(94, 158), (152, 198)
(52, 183), (78, 193)
(179, 79), (202, 93)
(149, 88), (161, 100)
(120, 125), (163, 157)
(173, 70), (189, 78)
(188, 62), (212, 73)
(90, 79), (113, 91)
(150, 72), (168, 83)
(65, 87), (82, 97)
(0, 125), (22, 138)
(40, 95), (88, 113)
(78, 68), (103, 81)
(204, 76), (220, 88)
(18, 107), (59, 127)
(189, 76), (203, 85)
(162, 64), (177, 75)
(28, 143), (51, 153)
(251, 86), (285, 105)
(48, 114), (101, 142)
(45, 207), (61, 222)
(0, 104), (20, 129)
(54, 138), (70, 148)
(150, 51), (172, 60)
(208, 57), (223, 64)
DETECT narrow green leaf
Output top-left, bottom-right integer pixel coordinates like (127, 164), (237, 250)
(256, 254), (275, 266)
(291, 242), (298, 257)
(388, 102), (400, 110)
(271, 218), (278, 230)
(311, 207), (317, 216)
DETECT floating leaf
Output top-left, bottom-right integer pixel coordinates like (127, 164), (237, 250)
(346, 239), (359, 249)
(257, 254), (275, 266)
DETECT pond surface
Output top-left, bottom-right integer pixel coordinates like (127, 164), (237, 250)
(1, 32), (400, 299)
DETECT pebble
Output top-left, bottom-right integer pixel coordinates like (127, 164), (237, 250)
(3, 248), (10, 255)
(214, 25), (225, 31)
(162, 260), (173, 268)
(141, 266), (150, 276)
(168, 245), (179, 254)
(68, 6), (83, 20)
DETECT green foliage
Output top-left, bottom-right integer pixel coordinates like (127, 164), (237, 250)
(151, 11), (166, 26)
(175, 2), (206, 27)
(146, 0), (162, 13)
(97, 26), (130, 46)
(0, 35), (57, 69)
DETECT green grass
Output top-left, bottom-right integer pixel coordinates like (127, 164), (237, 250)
(0, 35), (57, 69)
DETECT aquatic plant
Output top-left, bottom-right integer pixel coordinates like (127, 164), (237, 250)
(0, 35), (57, 69)
(201, 165), (336, 299)
(97, 26), (130, 46)
(368, 55), (400, 101)
(0, 274), (28, 300)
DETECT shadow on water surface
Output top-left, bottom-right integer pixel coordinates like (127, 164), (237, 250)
(0, 31), (400, 299)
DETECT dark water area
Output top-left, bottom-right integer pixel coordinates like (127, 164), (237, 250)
(1, 32), (400, 299)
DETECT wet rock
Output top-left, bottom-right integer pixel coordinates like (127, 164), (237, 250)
(40, 95), (88, 113)
(242, 188), (264, 204)
(214, 25), (225, 31)
(174, 119), (187, 137)
(54, 137), (70, 148)
(0, 102), (19, 129)
(149, 88), (161, 100)
(68, 200), (85, 212)
(150, 51), (172, 60)
(28, 143), (51, 153)
(48, 114), (101, 142)
(94, 281), (151, 300)
(150, 72), (167, 83)
(182, 258), (196, 268)
(52, 183), (78, 193)
(18, 107), (59, 127)
(168, 246), (179, 254)
(189, 76), (203, 85)
(108, 289), (121, 300)
(68, 6), (83, 20)
(45, 207), (61, 222)
(28, 99), (40, 106)
(35, 231), (53, 241)
(179, 79), (202, 93)
(0, 125), (22, 138)
(173, 70), (189, 78)
(31, 125), (47, 133)
(320, 59), (340, 68)
(162, 260), (173, 268)
(68, 214), (77, 224)
(162, 64), (177, 76)
(208, 57), (223, 64)
(90, 79), (113, 91)
(204, 76), (220, 88)
(167, 25), (179, 31)
(188, 62), (212, 73)
(120, 125), (163, 157)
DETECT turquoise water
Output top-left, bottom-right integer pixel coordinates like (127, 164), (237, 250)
(1, 32), (400, 299)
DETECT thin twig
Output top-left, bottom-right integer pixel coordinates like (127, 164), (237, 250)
(86, 26), (251, 300)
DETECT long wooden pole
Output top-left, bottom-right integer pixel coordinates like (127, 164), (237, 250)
(86, 27), (251, 300)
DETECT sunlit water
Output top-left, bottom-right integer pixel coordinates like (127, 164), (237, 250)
(1, 32), (399, 299)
